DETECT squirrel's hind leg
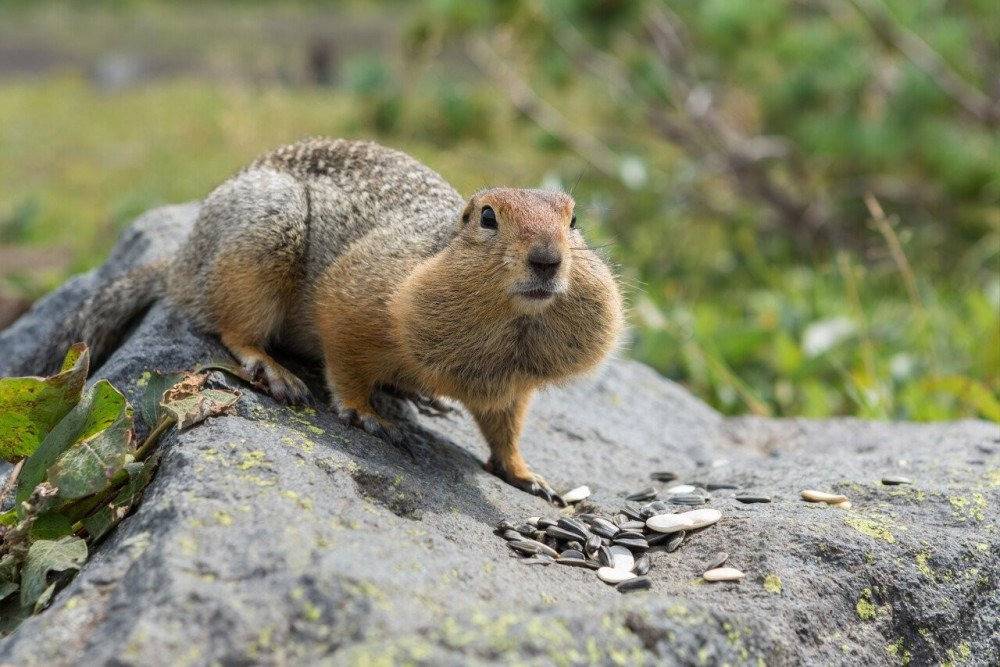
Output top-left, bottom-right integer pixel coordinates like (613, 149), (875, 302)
(209, 254), (310, 405)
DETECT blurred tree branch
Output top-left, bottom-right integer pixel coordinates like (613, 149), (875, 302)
(644, 6), (831, 247)
(841, 0), (999, 126)
(467, 35), (622, 179)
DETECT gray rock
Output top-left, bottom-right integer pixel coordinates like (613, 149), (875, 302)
(0, 204), (997, 665)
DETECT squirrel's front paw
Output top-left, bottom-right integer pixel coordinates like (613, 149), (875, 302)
(332, 400), (417, 460)
(485, 459), (565, 506)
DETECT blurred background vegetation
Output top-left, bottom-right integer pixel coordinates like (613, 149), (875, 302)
(0, 0), (997, 422)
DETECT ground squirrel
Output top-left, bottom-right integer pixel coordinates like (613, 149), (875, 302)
(57, 138), (624, 502)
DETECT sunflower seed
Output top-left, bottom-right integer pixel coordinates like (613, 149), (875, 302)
(800, 489), (848, 504)
(669, 494), (707, 505)
(650, 471), (678, 482)
(613, 530), (645, 541)
(665, 532), (685, 552)
(735, 495), (771, 504)
(666, 484), (697, 495)
(881, 476), (912, 486)
(496, 520), (517, 533)
(502, 529), (522, 541)
(633, 554), (651, 575)
(576, 513), (600, 523)
(526, 516), (540, 526)
(598, 567), (637, 584)
(562, 486), (591, 503)
(683, 508), (722, 529)
(626, 487), (658, 502)
(706, 483), (738, 490)
(645, 514), (692, 533)
(557, 517), (590, 539)
(556, 557), (600, 570)
(703, 567), (745, 582)
(832, 500), (852, 509)
(508, 539), (560, 559)
(546, 526), (584, 542)
(585, 534), (602, 558)
(560, 549), (586, 560)
(613, 537), (649, 551)
(589, 518), (618, 538)
(646, 532), (675, 547)
(597, 546), (614, 567)
(616, 576), (652, 593)
(609, 545), (635, 571)
(536, 517), (558, 529)
(619, 520), (647, 531)
(521, 555), (554, 566)
(705, 551), (729, 570)
(621, 504), (644, 521)
(516, 523), (537, 535)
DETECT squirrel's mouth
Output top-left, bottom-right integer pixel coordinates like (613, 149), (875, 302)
(520, 288), (556, 300)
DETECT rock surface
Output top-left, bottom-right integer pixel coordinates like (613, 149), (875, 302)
(0, 204), (997, 665)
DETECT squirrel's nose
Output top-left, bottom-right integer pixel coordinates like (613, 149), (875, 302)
(527, 246), (562, 279)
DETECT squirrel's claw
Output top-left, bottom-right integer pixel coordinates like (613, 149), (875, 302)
(243, 358), (311, 405)
(335, 405), (418, 460)
(486, 461), (565, 506)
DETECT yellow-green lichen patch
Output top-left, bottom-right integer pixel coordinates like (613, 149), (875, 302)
(985, 468), (999, 487)
(948, 494), (987, 522)
(885, 638), (911, 665)
(944, 641), (972, 665)
(238, 450), (267, 470)
(763, 574), (782, 594)
(915, 551), (936, 580)
(281, 434), (316, 454)
(240, 473), (277, 487)
(214, 510), (234, 526)
(281, 490), (314, 511)
(301, 601), (322, 623)
(136, 371), (152, 388)
(856, 589), (877, 620)
(844, 515), (895, 543)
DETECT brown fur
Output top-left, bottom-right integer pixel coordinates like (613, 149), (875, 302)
(312, 185), (623, 497)
(61, 139), (624, 501)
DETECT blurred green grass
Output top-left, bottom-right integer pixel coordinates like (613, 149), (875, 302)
(0, 0), (997, 423)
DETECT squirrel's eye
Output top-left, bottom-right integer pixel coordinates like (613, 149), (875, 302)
(480, 206), (498, 230)
(570, 214), (577, 229)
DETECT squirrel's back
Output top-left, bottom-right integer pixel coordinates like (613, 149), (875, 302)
(167, 138), (464, 335)
(250, 138), (465, 282)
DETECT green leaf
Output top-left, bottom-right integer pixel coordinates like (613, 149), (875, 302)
(19, 535), (87, 611)
(81, 506), (115, 543)
(138, 371), (184, 428)
(47, 413), (134, 500)
(16, 380), (131, 512)
(81, 458), (158, 542)
(28, 511), (74, 541)
(113, 458), (157, 507)
(0, 343), (89, 461)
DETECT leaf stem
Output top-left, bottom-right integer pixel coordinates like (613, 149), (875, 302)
(136, 415), (176, 461)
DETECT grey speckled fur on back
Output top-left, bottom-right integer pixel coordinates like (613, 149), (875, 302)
(167, 138), (465, 336)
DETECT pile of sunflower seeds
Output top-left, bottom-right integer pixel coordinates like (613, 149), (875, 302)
(497, 473), (730, 593)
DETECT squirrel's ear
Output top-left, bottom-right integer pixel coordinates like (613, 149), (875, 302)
(459, 198), (476, 227)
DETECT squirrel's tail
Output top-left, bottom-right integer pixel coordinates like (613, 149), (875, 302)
(36, 262), (167, 375)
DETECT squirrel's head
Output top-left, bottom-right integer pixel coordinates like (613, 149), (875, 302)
(456, 187), (579, 314)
